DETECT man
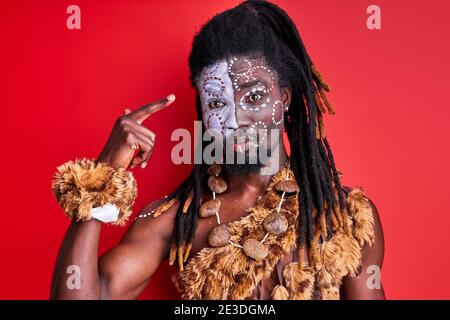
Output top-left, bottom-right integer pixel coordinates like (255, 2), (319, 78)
(50, 0), (384, 300)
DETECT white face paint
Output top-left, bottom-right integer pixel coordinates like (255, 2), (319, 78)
(197, 61), (238, 138)
(197, 56), (286, 149)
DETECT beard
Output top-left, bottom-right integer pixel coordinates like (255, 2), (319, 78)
(203, 127), (278, 175)
(223, 162), (264, 175)
(221, 137), (273, 175)
(222, 163), (264, 175)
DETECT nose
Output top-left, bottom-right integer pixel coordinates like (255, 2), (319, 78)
(223, 116), (238, 138)
(224, 100), (256, 137)
(223, 103), (239, 137)
(235, 103), (252, 128)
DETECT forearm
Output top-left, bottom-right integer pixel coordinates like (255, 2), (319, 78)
(50, 219), (102, 299)
(49, 95), (174, 298)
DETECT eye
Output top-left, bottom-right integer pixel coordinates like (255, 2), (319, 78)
(246, 92), (263, 103)
(208, 101), (226, 109)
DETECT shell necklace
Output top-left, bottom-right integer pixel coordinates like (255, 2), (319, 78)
(199, 163), (299, 261)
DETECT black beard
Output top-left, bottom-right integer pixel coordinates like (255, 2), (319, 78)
(223, 163), (264, 175)
(222, 145), (272, 175)
(203, 133), (275, 175)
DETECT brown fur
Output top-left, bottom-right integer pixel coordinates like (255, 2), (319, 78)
(346, 187), (375, 247)
(173, 168), (300, 299)
(166, 169), (376, 300)
(317, 232), (362, 299)
(283, 262), (315, 300)
(51, 158), (137, 226)
(271, 284), (289, 300)
(315, 189), (375, 299)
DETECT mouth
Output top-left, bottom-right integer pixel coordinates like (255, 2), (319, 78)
(232, 136), (258, 153)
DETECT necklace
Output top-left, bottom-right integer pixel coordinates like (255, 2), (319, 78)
(199, 163), (299, 261)
(174, 165), (306, 300)
(166, 164), (374, 300)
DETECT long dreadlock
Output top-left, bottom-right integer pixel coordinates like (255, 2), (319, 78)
(162, 0), (349, 271)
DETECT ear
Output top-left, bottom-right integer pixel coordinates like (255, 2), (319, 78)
(281, 84), (292, 112)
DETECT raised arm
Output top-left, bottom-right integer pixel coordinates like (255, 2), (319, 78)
(50, 95), (176, 299)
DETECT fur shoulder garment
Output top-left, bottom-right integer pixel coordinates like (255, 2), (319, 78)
(168, 168), (375, 300)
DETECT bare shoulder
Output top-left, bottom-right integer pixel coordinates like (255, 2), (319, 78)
(121, 197), (180, 247)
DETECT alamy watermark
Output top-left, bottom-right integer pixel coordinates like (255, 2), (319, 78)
(66, 5), (81, 30)
(66, 265), (81, 290)
(170, 121), (281, 175)
(367, 5), (382, 30)
(366, 264), (382, 290)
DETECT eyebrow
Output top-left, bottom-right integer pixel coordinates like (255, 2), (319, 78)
(237, 79), (267, 90)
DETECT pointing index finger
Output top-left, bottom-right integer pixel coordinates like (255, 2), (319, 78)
(130, 94), (175, 124)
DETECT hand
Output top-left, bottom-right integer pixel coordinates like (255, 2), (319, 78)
(97, 94), (175, 169)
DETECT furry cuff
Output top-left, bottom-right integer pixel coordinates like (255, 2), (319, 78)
(51, 158), (137, 226)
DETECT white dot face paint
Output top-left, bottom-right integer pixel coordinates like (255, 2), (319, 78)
(197, 61), (238, 138)
(228, 57), (276, 113)
(197, 56), (287, 154)
(226, 57), (285, 133)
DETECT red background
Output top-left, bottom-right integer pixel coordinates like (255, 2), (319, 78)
(0, 0), (449, 299)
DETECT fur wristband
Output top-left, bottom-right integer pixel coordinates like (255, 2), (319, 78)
(51, 158), (137, 226)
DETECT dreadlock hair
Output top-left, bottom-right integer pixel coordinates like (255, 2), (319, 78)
(163, 0), (349, 271)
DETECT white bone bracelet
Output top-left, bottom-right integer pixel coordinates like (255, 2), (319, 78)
(91, 203), (120, 223)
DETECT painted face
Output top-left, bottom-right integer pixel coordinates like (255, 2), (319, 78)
(197, 61), (238, 138)
(197, 56), (286, 163)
